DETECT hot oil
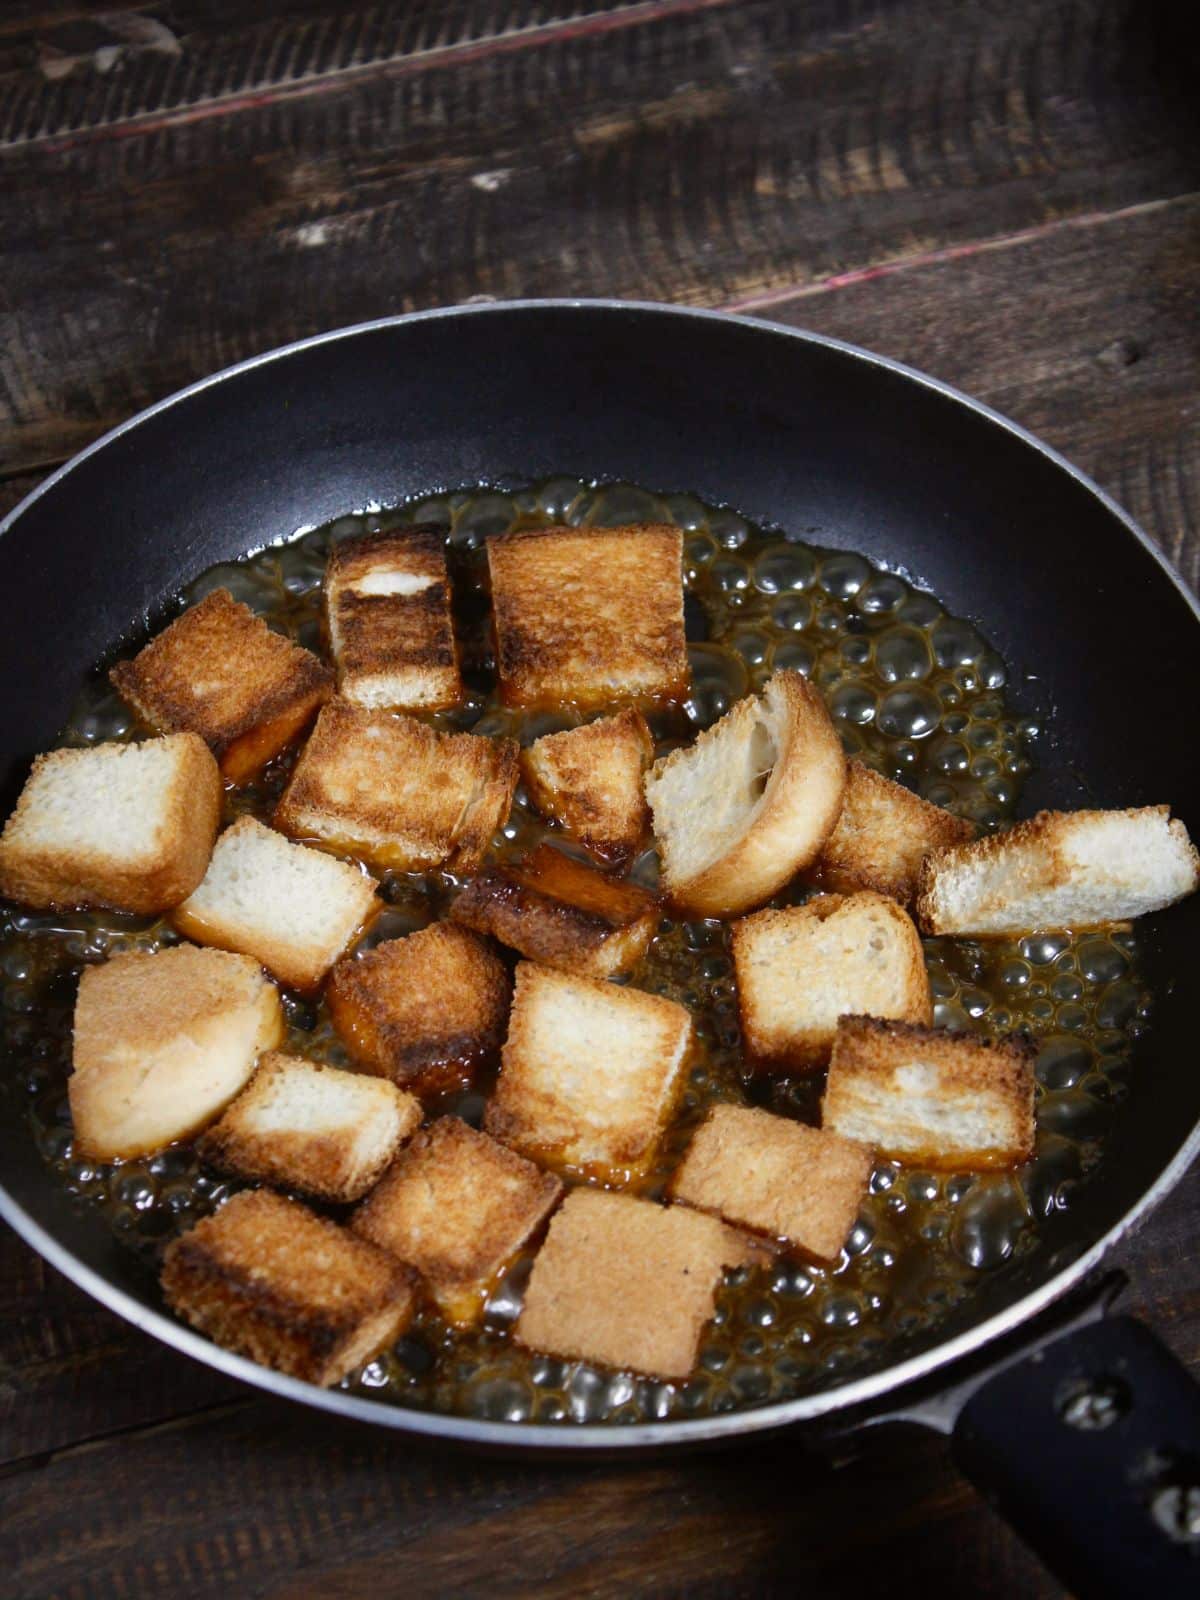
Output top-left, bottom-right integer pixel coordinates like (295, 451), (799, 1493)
(0, 478), (1152, 1426)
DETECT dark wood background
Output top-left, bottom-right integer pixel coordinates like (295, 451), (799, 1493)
(1, 3), (1198, 1594)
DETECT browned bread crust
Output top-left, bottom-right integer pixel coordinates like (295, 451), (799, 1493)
(815, 759), (974, 905)
(520, 708), (654, 865)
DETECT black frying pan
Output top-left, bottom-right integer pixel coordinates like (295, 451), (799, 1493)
(2, 302), (1199, 1595)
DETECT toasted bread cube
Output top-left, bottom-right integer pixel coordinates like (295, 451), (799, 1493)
(69, 945), (283, 1160)
(516, 1188), (757, 1379)
(352, 1117), (562, 1327)
(324, 525), (463, 711)
(825, 1015), (1036, 1169)
(174, 815), (378, 990)
(274, 700), (518, 873)
(645, 670), (847, 918)
(450, 843), (661, 979)
(111, 589), (333, 782)
(199, 1052), (421, 1202)
(327, 922), (510, 1094)
(0, 733), (220, 914)
(161, 1189), (416, 1386)
(815, 760), (974, 905)
(732, 892), (932, 1072)
(670, 1104), (872, 1262)
(916, 805), (1200, 936)
(520, 708), (654, 865)
(485, 962), (690, 1181)
(488, 524), (688, 709)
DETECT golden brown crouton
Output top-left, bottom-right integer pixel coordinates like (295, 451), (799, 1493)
(814, 760), (974, 905)
(731, 892), (932, 1072)
(515, 1188), (757, 1379)
(161, 1188), (416, 1386)
(485, 962), (690, 1182)
(0, 733), (220, 914)
(110, 589), (333, 782)
(274, 700), (518, 873)
(70, 945), (283, 1160)
(488, 524), (688, 709)
(324, 525), (463, 711)
(327, 922), (511, 1094)
(199, 1052), (422, 1203)
(449, 842), (661, 979)
(520, 708), (654, 866)
(825, 1015), (1036, 1169)
(670, 1103), (873, 1262)
(352, 1117), (562, 1327)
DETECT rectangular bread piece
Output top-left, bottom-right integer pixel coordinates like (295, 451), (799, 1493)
(161, 1188), (416, 1386)
(484, 961), (690, 1182)
(732, 891), (932, 1072)
(324, 525), (463, 711)
(515, 1187), (758, 1380)
(352, 1117), (563, 1327)
(519, 708), (654, 866)
(110, 589), (333, 782)
(327, 922), (511, 1094)
(199, 1052), (422, 1203)
(488, 523), (688, 709)
(0, 733), (221, 914)
(274, 700), (518, 872)
(70, 944), (284, 1160)
(174, 815), (379, 990)
(669, 1103), (872, 1262)
(449, 842), (661, 979)
(815, 759), (974, 905)
(824, 1014), (1037, 1169)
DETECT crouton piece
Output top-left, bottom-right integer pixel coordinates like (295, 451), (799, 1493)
(488, 524), (688, 709)
(520, 708), (654, 865)
(732, 892), (932, 1072)
(645, 670), (846, 918)
(0, 733), (220, 914)
(670, 1103), (872, 1262)
(916, 806), (1200, 936)
(110, 589), (333, 782)
(324, 525), (463, 711)
(352, 1118), (562, 1327)
(69, 945), (283, 1160)
(327, 922), (510, 1094)
(450, 843), (661, 979)
(174, 815), (378, 990)
(161, 1189), (416, 1386)
(815, 760), (975, 905)
(274, 700), (518, 873)
(516, 1188), (757, 1379)
(199, 1052), (421, 1203)
(485, 962), (690, 1181)
(825, 1015), (1036, 1169)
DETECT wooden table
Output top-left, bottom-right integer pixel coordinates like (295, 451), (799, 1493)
(2, 3), (1198, 1594)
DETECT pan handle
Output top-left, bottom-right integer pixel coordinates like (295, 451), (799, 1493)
(949, 1314), (1200, 1597)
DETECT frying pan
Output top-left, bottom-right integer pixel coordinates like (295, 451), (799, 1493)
(2, 301), (1199, 1595)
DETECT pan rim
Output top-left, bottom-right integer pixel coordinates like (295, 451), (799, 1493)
(1, 296), (1198, 1449)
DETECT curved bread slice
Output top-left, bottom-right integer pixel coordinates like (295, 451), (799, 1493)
(644, 669), (846, 917)
(815, 759), (974, 905)
(916, 806), (1200, 936)
(520, 708), (654, 866)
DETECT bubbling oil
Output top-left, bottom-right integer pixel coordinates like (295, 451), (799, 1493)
(0, 478), (1152, 1426)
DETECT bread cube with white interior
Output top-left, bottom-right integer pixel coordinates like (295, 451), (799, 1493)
(645, 669), (846, 918)
(484, 961), (690, 1181)
(199, 1052), (421, 1203)
(824, 1015), (1036, 1169)
(732, 891), (932, 1072)
(161, 1189), (416, 1386)
(174, 815), (378, 990)
(520, 708), (654, 865)
(814, 759), (974, 905)
(916, 806), (1200, 936)
(111, 588), (333, 782)
(0, 733), (220, 914)
(324, 525), (462, 711)
(69, 944), (283, 1160)
(352, 1117), (563, 1327)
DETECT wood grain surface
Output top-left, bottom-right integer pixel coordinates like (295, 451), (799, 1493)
(1, 2), (1198, 1595)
